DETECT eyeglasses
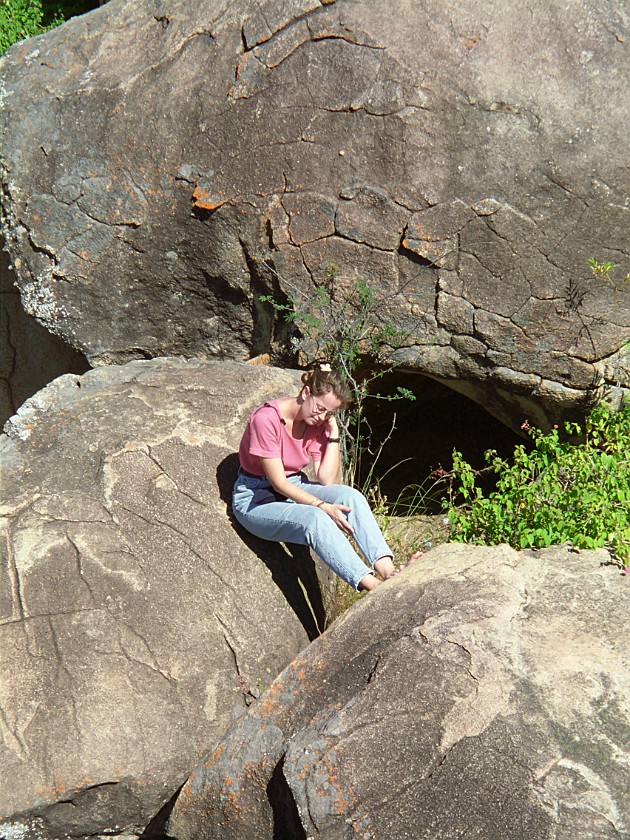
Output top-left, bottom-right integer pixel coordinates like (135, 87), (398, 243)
(311, 400), (337, 419)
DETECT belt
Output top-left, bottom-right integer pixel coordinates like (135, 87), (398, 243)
(239, 468), (301, 479)
(239, 468), (265, 479)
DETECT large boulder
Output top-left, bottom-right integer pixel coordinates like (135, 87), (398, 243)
(0, 358), (333, 838)
(1, 0), (628, 432)
(168, 544), (629, 839)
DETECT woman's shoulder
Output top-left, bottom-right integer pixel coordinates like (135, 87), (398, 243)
(250, 400), (283, 426)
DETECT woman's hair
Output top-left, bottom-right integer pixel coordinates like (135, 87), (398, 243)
(301, 369), (352, 409)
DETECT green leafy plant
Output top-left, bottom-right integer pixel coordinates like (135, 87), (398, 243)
(587, 257), (616, 279)
(0, 0), (98, 55)
(389, 473), (450, 518)
(444, 402), (630, 568)
(0, 0), (56, 52)
(588, 257), (630, 363)
(260, 266), (416, 487)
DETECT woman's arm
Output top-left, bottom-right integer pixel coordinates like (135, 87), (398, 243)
(261, 457), (327, 506)
(261, 455), (354, 535)
(312, 415), (342, 485)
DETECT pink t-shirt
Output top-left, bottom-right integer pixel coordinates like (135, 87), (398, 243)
(239, 400), (328, 476)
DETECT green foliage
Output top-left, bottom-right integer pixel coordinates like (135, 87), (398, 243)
(444, 403), (630, 568)
(1, 0), (55, 52)
(588, 258), (630, 358)
(389, 476), (449, 518)
(260, 266), (415, 487)
(588, 257), (630, 287)
(0, 0), (97, 54)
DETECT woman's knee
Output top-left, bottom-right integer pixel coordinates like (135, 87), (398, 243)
(327, 483), (366, 506)
(343, 485), (372, 511)
(305, 507), (343, 546)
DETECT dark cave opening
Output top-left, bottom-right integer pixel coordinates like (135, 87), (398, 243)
(0, 251), (91, 427)
(267, 756), (306, 840)
(354, 370), (531, 513)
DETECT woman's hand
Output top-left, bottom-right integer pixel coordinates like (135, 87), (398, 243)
(326, 413), (340, 438)
(320, 501), (354, 535)
(314, 414), (342, 485)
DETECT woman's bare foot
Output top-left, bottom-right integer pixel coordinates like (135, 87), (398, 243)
(374, 556), (399, 580)
(376, 551), (424, 579)
(405, 550), (424, 566)
(360, 552), (425, 591)
(358, 572), (380, 591)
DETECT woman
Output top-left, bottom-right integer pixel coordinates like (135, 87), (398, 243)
(232, 369), (419, 591)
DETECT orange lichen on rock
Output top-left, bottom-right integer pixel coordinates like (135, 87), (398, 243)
(246, 354), (270, 366)
(192, 186), (226, 211)
(254, 680), (285, 719)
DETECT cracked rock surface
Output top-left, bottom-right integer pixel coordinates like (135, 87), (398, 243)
(0, 358), (333, 838)
(1, 0), (628, 432)
(0, 251), (90, 426)
(168, 544), (629, 840)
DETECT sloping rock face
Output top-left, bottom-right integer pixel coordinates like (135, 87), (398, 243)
(168, 544), (629, 840)
(0, 251), (90, 426)
(1, 0), (628, 432)
(0, 359), (333, 838)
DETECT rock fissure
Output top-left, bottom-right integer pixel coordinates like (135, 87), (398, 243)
(112, 641), (179, 688)
(242, 2), (344, 53)
(47, 616), (82, 744)
(213, 612), (248, 684)
(0, 607), (105, 628)
(459, 247), (508, 284)
(330, 228), (397, 254)
(365, 654), (381, 685)
(466, 96), (542, 130)
(25, 229), (60, 266)
(5, 521), (25, 623)
(542, 173), (589, 207)
(0, 297), (18, 416)
(115, 503), (238, 595)
(444, 637), (481, 683)
(533, 759), (626, 835)
(0, 701), (29, 760)
(308, 31), (385, 52)
(67, 534), (98, 607)
(112, 27), (222, 97)
(145, 447), (209, 508)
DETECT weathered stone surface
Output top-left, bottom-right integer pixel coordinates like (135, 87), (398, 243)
(0, 359), (333, 837)
(0, 252), (90, 426)
(1, 0), (629, 432)
(168, 544), (629, 840)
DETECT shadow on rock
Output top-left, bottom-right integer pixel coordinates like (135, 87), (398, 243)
(216, 453), (330, 641)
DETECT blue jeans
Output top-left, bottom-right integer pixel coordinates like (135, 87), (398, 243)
(232, 471), (392, 590)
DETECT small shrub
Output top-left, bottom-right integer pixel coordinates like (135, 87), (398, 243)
(444, 402), (630, 567)
(0, 0), (98, 55)
(260, 267), (416, 487)
(0, 0), (56, 53)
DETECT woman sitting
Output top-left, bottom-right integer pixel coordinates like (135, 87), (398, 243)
(232, 369), (420, 591)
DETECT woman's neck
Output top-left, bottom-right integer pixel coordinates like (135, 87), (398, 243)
(278, 396), (305, 437)
(277, 396), (299, 419)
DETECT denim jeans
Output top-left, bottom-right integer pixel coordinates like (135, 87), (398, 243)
(232, 471), (392, 590)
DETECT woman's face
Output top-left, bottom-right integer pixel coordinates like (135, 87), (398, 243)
(301, 387), (342, 425)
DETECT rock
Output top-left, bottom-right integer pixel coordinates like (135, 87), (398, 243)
(0, 358), (333, 838)
(0, 251), (90, 427)
(1, 0), (628, 432)
(168, 544), (629, 839)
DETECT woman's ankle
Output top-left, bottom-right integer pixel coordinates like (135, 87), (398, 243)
(358, 572), (380, 591)
(374, 556), (396, 579)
